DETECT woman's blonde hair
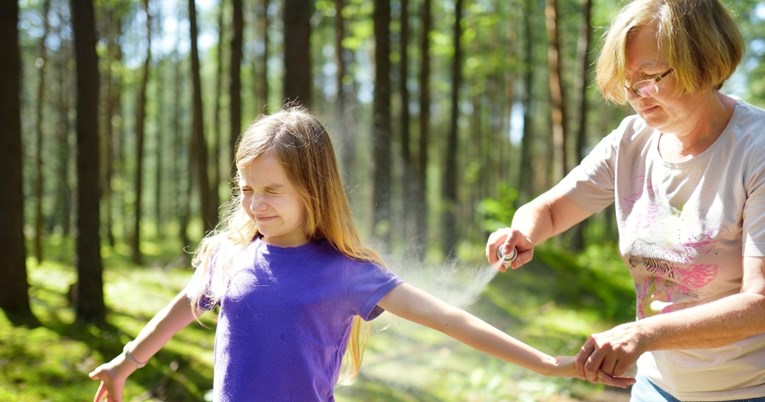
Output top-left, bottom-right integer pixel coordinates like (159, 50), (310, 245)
(190, 106), (384, 381)
(596, 0), (743, 104)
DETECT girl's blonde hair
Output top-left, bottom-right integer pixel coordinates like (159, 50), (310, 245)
(596, 0), (743, 104)
(190, 106), (384, 381)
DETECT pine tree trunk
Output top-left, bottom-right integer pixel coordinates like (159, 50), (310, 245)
(189, 0), (216, 234)
(0, 0), (35, 321)
(131, 0), (152, 264)
(372, 0), (392, 249)
(283, 0), (312, 106)
(71, 0), (106, 323)
(441, 0), (463, 259)
(413, 0), (432, 261)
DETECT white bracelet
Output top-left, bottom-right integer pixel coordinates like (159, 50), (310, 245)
(123, 342), (148, 368)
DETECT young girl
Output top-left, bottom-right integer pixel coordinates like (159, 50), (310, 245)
(89, 107), (627, 402)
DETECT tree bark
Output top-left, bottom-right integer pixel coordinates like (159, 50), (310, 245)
(212, 0), (225, 206)
(255, 0), (270, 113)
(189, 0), (216, 234)
(283, 0), (312, 106)
(0, 0), (35, 321)
(33, 0), (52, 264)
(172, 31), (191, 251)
(545, 0), (568, 182)
(335, 0), (356, 189)
(100, 7), (122, 248)
(518, 0), (535, 204)
(131, 0), (152, 264)
(55, 5), (74, 238)
(413, 0), (432, 261)
(570, 0), (593, 251)
(372, 0), (392, 248)
(441, 0), (463, 259)
(229, 0), (243, 184)
(71, 0), (106, 323)
(398, 0), (413, 244)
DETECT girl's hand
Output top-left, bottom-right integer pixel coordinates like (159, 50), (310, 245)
(89, 354), (135, 402)
(552, 356), (635, 388)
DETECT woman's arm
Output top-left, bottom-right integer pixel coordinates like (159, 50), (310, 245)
(377, 283), (633, 387)
(575, 256), (765, 382)
(486, 187), (594, 270)
(89, 290), (200, 402)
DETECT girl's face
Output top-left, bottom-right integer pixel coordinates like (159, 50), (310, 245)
(239, 151), (308, 247)
(625, 23), (705, 136)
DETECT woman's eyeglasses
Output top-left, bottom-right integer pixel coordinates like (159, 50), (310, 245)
(626, 68), (673, 98)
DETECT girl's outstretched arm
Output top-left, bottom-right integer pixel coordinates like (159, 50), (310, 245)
(377, 283), (634, 388)
(88, 290), (199, 402)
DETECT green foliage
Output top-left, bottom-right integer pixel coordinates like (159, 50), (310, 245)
(479, 183), (519, 231)
(535, 243), (634, 323)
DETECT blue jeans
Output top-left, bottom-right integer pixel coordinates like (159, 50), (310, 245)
(631, 373), (765, 402)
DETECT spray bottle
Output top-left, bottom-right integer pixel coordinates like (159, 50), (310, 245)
(496, 246), (517, 268)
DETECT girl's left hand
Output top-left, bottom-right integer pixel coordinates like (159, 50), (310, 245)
(555, 355), (635, 388)
(89, 355), (134, 402)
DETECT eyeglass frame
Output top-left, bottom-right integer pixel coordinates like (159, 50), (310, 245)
(625, 68), (674, 97)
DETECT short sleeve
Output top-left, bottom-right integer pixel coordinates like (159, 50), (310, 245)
(343, 261), (403, 321)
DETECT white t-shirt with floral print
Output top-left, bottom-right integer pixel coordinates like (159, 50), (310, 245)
(560, 99), (765, 400)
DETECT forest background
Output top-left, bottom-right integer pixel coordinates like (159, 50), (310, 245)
(2, 0), (765, 401)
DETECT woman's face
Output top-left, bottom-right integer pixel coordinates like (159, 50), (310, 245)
(625, 24), (703, 135)
(239, 151), (308, 247)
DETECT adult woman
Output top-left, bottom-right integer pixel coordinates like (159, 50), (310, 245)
(486, 0), (765, 400)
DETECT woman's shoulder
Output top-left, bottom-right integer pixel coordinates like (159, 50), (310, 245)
(729, 98), (765, 148)
(731, 98), (765, 129)
(588, 114), (656, 156)
(615, 114), (655, 143)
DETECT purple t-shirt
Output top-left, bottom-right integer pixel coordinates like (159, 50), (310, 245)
(189, 238), (402, 401)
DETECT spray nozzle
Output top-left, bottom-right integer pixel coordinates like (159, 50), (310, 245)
(497, 246), (517, 266)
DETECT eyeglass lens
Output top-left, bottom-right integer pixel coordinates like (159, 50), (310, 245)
(634, 82), (658, 97)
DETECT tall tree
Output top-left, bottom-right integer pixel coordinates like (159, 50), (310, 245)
(153, 2), (165, 237)
(71, 0), (105, 323)
(413, 0), (432, 261)
(100, 5), (124, 248)
(171, 10), (191, 251)
(335, 0), (355, 189)
(570, 0), (593, 250)
(398, 0), (413, 243)
(441, 0), (464, 259)
(283, 0), (312, 106)
(212, 0), (225, 204)
(517, 0), (536, 204)
(34, 0), (52, 264)
(545, 0), (568, 182)
(0, 0), (35, 321)
(255, 0), (270, 113)
(54, 2), (74, 238)
(131, 0), (152, 264)
(189, 0), (217, 234)
(574, 0), (593, 169)
(229, 0), (243, 182)
(372, 0), (392, 248)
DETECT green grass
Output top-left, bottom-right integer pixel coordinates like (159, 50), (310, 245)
(1, 237), (634, 401)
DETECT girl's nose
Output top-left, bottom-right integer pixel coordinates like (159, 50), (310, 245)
(249, 195), (268, 211)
